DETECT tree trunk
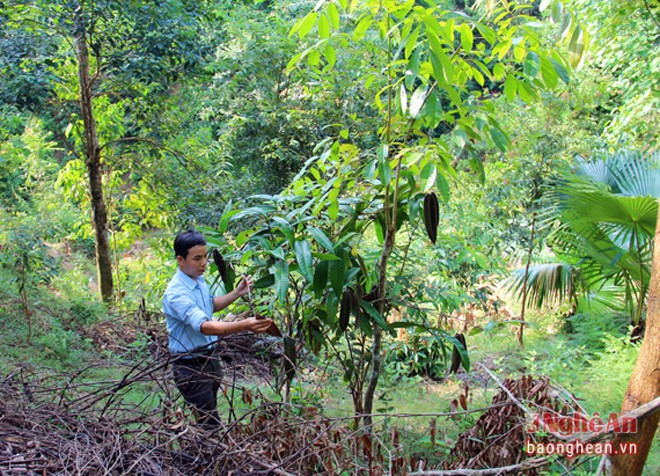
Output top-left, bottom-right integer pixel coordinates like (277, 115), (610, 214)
(75, 10), (114, 302)
(518, 213), (537, 348)
(363, 223), (395, 428)
(609, 202), (660, 475)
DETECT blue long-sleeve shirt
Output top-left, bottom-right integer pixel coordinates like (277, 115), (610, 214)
(163, 269), (217, 354)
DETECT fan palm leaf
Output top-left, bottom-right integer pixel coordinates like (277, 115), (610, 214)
(506, 263), (579, 309)
(509, 148), (658, 324)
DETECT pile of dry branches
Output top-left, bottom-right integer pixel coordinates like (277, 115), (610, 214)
(443, 372), (584, 474)
(0, 307), (412, 476)
(0, 356), (424, 475)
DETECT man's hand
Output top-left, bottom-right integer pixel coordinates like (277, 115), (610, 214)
(243, 317), (273, 333)
(234, 274), (254, 298)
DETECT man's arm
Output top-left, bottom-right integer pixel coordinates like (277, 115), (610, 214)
(200, 317), (273, 337)
(213, 275), (253, 312)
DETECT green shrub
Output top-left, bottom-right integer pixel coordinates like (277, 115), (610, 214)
(385, 332), (449, 381)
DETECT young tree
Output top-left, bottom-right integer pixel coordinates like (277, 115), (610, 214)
(245, 0), (587, 428)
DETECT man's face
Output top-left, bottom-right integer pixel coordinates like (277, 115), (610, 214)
(177, 244), (208, 279)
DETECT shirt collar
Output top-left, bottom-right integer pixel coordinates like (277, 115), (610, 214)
(175, 268), (203, 290)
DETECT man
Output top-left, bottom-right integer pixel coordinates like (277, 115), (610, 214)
(163, 229), (272, 427)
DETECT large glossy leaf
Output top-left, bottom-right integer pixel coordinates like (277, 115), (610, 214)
(328, 255), (345, 298)
(360, 300), (390, 331)
(272, 217), (295, 246)
(230, 205), (277, 222)
(308, 226), (334, 252)
(294, 239), (314, 282)
(314, 260), (329, 299)
(273, 260), (289, 304)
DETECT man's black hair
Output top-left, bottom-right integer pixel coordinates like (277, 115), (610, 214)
(174, 229), (206, 259)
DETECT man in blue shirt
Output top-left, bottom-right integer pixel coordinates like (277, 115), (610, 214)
(163, 229), (273, 427)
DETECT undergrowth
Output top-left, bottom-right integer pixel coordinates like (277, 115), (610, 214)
(0, 264), (658, 474)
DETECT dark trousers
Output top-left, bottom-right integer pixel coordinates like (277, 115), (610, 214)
(172, 354), (223, 428)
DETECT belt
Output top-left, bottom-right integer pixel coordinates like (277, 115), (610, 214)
(172, 349), (214, 365)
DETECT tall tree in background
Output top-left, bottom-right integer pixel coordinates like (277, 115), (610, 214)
(573, 0), (659, 148)
(0, 0), (211, 301)
(73, 4), (112, 301)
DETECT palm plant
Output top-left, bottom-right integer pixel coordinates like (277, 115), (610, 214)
(507, 149), (659, 328)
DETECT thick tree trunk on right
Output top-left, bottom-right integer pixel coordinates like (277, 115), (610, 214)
(75, 10), (114, 302)
(610, 203), (660, 475)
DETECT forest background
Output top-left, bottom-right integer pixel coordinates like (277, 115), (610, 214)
(0, 0), (658, 474)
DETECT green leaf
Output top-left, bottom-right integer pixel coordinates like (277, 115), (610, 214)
(406, 49), (420, 89)
(309, 227), (334, 252)
(355, 253), (372, 291)
(377, 143), (391, 185)
(539, 0), (552, 12)
(471, 65), (485, 86)
(314, 260), (329, 299)
(218, 202), (236, 234)
(231, 205), (277, 221)
(503, 74), (517, 102)
(540, 56), (559, 89)
(523, 51), (540, 78)
(550, 57), (570, 84)
(471, 156), (486, 184)
(492, 63), (506, 81)
(253, 274), (275, 289)
(444, 333), (470, 371)
(460, 24), (473, 52)
(353, 16), (372, 41)
(419, 162), (437, 193)
(268, 246), (286, 260)
(294, 239), (314, 282)
(329, 256), (345, 298)
(568, 25), (588, 67)
(436, 173), (450, 203)
(489, 127), (509, 153)
(318, 13), (331, 38)
(399, 83), (408, 116)
(360, 300), (390, 331)
(552, 1), (564, 23)
(272, 217), (295, 246)
(374, 215), (385, 244)
(326, 290), (339, 321)
(475, 23), (496, 45)
(424, 91), (443, 128)
(559, 12), (572, 36)
(294, 11), (318, 39)
(454, 128), (468, 148)
(236, 227), (257, 247)
(273, 260), (289, 304)
(518, 80), (538, 103)
(308, 50), (321, 66)
(312, 252), (340, 261)
(429, 37), (453, 85)
(409, 85), (426, 118)
(327, 2), (340, 28)
(405, 26), (420, 59)
(324, 44), (337, 68)
(328, 201), (339, 221)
